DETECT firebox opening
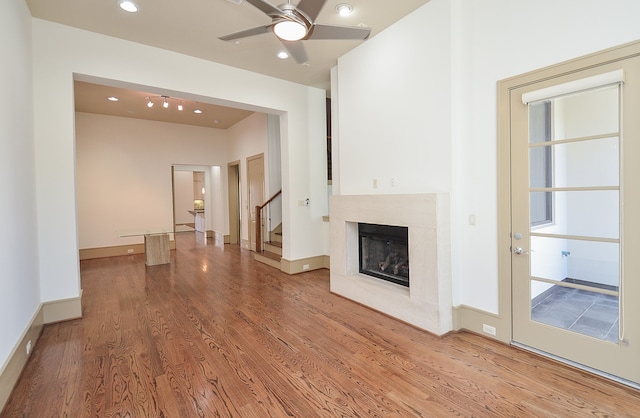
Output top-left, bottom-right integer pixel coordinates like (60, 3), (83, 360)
(358, 223), (409, 287)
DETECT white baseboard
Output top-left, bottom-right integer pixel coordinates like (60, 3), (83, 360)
(42, 291), (83, 324)
(0, 294), (83, 411)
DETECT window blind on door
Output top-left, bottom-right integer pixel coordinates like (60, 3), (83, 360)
(522, 69), (624, 104)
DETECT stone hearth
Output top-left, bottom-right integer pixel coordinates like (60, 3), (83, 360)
(330, 194), (452, 335)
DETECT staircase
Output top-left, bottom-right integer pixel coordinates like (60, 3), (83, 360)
(253, 224), (282, 269)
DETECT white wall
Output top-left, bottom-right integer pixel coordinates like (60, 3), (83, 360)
(334, 0), (640, 313)
(210, 165), (226, 236)
(227, 112), (270, 243)
(335, 0), (453, 196)
(456, 0), (640, 311)
(173, 171), (194, 225)
(75, 112), (228, 249)
(267, 115), (283, 231)
(0, 0), (41, 368)
(32, 19), (328, 304)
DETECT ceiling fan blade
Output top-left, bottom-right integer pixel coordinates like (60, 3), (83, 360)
(281, 40), (308, 64)
(244, 0), (283, 17)
(296, 0), (327, 21)
(308, 24), (371, 40)
(219, 25), (271, 41)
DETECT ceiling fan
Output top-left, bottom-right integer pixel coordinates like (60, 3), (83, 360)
(219, 0), (371, 64)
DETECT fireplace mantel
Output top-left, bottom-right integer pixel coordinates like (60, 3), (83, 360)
(329, 194), (452, 335)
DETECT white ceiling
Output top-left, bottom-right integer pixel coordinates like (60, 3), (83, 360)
(27, 0), (430, 127)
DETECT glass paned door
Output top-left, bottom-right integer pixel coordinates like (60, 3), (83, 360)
(528, 85), (620, 342)
(510, 57), (640, 386)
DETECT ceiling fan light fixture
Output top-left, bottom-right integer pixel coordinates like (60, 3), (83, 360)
(336, 3), (353, 17)
(273, 20), (307, 41)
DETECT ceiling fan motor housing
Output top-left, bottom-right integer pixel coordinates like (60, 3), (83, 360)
(274, 3), (313, 38)
(219, 0), (371, 63)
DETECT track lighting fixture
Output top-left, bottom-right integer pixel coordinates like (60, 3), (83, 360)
(144, 95), (199, 113)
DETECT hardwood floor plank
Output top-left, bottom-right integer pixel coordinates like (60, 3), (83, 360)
(3, 232), (639, 417)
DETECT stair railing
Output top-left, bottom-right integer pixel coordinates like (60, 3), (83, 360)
(255, 190), (282, 253)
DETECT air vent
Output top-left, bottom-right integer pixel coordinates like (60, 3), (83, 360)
(225, 0), (243, 5)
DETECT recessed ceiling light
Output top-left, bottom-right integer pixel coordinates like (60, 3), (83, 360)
(336, 3), (353, 16)
(108, 96), (119, 102)
(277, 51), (289, 59)
(118, 0), (138, 13)
(194, 109), (203, 114)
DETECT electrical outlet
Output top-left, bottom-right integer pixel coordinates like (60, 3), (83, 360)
(482, 324), (496, 336)
(303, 264), (310, 270)
(127, 248), (134, 254)
(26, 340), (32, 355)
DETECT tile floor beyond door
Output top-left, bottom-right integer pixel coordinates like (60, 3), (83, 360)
(531, 285), (619, 342)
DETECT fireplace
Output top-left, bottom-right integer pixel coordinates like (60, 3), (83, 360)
(359, 223), (409, 286)
(330, 194), (452, 335)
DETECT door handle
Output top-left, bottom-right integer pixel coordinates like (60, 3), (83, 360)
(513, 246), (529, 255)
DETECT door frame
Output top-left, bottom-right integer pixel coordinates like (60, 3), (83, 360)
(497, 41), (640, 349)
(227, 161), (241, 245)
(246, 153), (265, 252)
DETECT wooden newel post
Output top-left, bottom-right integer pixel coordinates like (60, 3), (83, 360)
(255, 205), (262, 253)
(255, 190), (281, 254)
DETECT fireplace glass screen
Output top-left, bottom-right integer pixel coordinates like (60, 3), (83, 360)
(359, 223), (409, 287)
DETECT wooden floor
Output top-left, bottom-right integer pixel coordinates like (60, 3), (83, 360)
(3, 233), (640, 417)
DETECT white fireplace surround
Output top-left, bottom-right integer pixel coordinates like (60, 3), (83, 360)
(330, 194), (452, 335)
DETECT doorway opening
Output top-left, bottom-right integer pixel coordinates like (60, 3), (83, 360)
(172, 165), (212, 246)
